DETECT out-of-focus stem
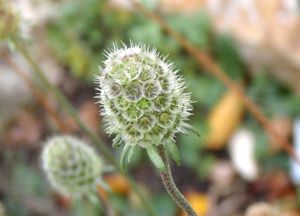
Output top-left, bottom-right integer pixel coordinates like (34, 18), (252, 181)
(97, 186), (118, 216)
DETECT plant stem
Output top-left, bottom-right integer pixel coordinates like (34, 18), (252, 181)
(10, 35), (157, 216)
(158, 146), (197, 216)
(97, 188), (118, 216)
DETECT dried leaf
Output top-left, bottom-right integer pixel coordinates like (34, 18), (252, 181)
(104, 173), (130, 195)
(205, 90), (243, 149)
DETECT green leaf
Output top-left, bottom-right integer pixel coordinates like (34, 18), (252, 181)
(165, 142), (181, 166)
(187, 126), (201, 138)
(127, 145), (136, 163)
(146, 145), (166, 171)
(120, 144), (131, 170)
(214, 35), (243, 80)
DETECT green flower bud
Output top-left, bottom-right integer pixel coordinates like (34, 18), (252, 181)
(42, 135), (103, 198)
(96, 43), (193, 170)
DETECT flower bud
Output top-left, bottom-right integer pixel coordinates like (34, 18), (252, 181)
(96, 43), (193, 169)
(42, 135), (102, 198)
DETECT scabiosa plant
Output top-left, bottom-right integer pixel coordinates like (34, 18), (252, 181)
(96, 43), (192, 170)
(96, 43), (197, 216)
(41, 135), (103, 199)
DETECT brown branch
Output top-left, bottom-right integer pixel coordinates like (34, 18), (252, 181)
(132, 1), (299, 163)
(2, 53), (68, 133)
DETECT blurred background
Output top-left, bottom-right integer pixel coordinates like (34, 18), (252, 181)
(0, 0), (300, 215)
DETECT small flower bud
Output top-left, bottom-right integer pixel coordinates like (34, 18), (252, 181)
(96, 43), (193, 169)
(41, 135), (103, 198)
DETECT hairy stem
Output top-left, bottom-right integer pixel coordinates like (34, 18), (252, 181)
(158, 146), (197, 216)
(10, 35), (157, 216)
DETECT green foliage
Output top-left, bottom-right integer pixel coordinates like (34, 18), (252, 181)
(186, 73), (225, 108)
(213, 35), (244, 80)
(168, 11), (211, 49)
(47, 0), (212, 83)
(71, 199), (102, 216)
(151, 194), (176, 216)
(128, 21), (179, 54)
(3, 153), (49, 216)
(249, 72), (300, 117)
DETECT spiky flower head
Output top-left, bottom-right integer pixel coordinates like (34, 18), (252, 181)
(42, 135), (103, 198)
(96, 43), (193, 170)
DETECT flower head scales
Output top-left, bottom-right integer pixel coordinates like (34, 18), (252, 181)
(96, 43), (193, 169)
